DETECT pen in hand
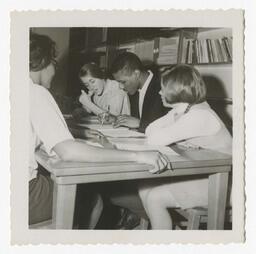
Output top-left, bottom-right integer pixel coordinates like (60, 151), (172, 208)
(101, 105), (110, 126)
(101, 113), (105, 126)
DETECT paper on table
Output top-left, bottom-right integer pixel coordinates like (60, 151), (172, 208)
(75, 121), (145, 137)
(109, 138), (179, 159)
(100, 129), (145, 138)
(76, 138), (104, 147)
(76, 123), (128, 131)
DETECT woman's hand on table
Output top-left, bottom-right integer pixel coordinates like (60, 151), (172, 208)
(135, 151), (170, 174)
(113, 115), (140, 128)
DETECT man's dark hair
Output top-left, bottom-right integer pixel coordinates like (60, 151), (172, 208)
(111, 52), (145, 75)
(30, 32), (57, 72)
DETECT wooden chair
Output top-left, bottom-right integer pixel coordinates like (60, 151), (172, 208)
(174, 206), (232, 230)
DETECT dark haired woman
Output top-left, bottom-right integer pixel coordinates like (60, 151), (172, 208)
(138, 65), (232, 229)
(78, 63), (130, 118)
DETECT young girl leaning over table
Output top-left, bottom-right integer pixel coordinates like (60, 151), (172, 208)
(75, 63), (130, 123)
(138, 64), (232, 230)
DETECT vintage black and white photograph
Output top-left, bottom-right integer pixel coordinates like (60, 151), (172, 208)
(10, 10), (244, 244)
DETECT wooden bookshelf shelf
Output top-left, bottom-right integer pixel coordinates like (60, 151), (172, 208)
(191, 62), (232, 66)
(156, 62), (232, 67)
(207, 97), (233, 104)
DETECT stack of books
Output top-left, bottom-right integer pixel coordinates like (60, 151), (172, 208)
(181, 37), (232, 64)
(118, 40), (154, 62)
(135, 40), (154, 62)
(156, 37), (180, 65)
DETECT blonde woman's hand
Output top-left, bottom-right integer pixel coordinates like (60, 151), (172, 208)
(135, 151), (170, 174)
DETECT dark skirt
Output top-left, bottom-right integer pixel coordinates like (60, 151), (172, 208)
(29, 168), (53, 225)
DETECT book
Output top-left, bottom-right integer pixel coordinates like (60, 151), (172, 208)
(185, 39), (190, 63)
(109, 137), (179, 160)
(206, 39), (213, 63)
(218, 38), (228, 62)
(216, 39), (224, 62)
(201, 39), (208, 63)
(181, 38), (187, 64)
(156, 37), (179, 64)
(76, 123), (128, 131)
(134, 40), (154, 62)
(99, 129), (146, 138)
(222, 37), (232, 62)
(211, 39), (218, 63)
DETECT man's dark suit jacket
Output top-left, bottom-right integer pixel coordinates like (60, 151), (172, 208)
(129, 73), (169, 132)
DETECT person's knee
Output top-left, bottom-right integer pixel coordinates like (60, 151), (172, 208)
(146, 188), (175, 209)
(146, 189), (162, 207)
(138, 187), (149, 201)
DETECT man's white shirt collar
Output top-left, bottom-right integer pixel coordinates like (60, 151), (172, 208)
(138, 70), (153, 117)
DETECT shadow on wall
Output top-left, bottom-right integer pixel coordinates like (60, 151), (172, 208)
(203, 75), (233, 134)
(203, 75), (227, 98)
(51, 49), (69, 95)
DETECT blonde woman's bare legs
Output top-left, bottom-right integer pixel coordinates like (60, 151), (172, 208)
(138, 183), (179, 229)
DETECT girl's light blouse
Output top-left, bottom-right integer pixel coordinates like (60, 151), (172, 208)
(93, 79), (131, 116)
(145, 102), (232, 154)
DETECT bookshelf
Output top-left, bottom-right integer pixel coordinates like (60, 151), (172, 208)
(68, 27), (232, 69)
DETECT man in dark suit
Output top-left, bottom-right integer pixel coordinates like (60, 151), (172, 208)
(111, 52), (167, 132)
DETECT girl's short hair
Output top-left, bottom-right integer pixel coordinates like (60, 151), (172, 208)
(161, 64), (207, 104)
(79, 63), (104, 80)
(30, 32), (57, 72)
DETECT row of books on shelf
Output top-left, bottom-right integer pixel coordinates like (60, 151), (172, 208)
(111, 35), (232, 66)
(181, 37), (232, 64)
(156, 36), (233, 65)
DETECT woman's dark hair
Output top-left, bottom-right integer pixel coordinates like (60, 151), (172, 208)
(29, 32), (57, 72)
(161, 64), (207, 104)
(79, 63), (105, 79)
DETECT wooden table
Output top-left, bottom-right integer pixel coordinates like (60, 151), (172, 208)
(35, 143), (232, 230)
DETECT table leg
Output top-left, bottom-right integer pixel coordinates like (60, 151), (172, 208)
(51, 182), (77, 229)
(207, 171), (229, 229)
